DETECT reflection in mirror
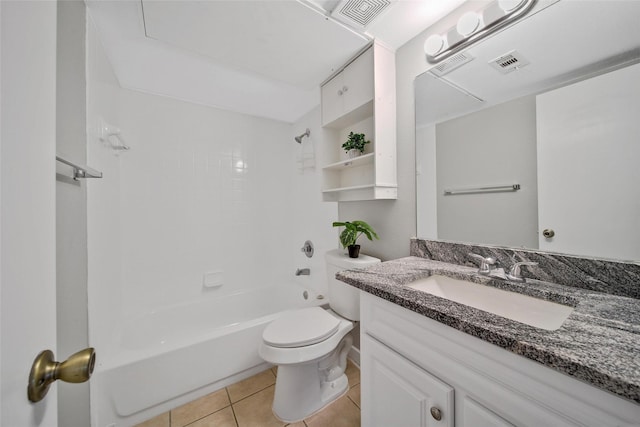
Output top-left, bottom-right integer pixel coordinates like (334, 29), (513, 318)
(415, 0), (640, 262)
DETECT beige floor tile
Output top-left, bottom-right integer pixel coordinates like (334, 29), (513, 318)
(285, 422), (306, 427)
(305, 395), (360, 427)
(345, 359), (360, 388)
(346, 383), (360, 408)
(227, 369), (276, 403)
(171, 389), (231, 427)
(186, 407), (237, 427)
(233, 385), (284, 427)
(134, 411), (170, 427)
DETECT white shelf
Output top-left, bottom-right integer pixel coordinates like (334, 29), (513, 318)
(322, 184), (397, 202)
(320, 43), (397, 202)
(323, 153), (374, 170)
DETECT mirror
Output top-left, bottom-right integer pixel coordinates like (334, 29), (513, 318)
(415, 0), (640, 262)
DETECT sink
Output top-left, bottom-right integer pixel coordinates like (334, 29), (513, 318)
(407, 275), (574, 331)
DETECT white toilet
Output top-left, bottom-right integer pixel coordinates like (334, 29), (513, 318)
(258, 249), (380, 423)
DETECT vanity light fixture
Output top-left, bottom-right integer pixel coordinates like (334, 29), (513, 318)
(424, 0), (537, 64)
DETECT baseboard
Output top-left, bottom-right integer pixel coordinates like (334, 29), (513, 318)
(348, 345), (360, 367)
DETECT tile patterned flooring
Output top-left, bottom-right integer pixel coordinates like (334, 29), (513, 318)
(135, 360), (361, 427)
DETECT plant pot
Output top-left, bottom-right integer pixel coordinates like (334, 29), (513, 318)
(347, 245), (360, 258)
(347, 149), (361, 159)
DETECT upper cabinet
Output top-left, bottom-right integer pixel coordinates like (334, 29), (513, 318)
(320, 43), (397, 202)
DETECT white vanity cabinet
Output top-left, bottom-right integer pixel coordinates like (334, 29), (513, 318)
(320, 43), (397, 202)
(360, 292), (640, 426)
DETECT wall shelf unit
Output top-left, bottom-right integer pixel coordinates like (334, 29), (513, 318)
(320, 42), (397, 202)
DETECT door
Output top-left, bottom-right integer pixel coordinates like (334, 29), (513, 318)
(361, 335), (454, 427)
(537, 62), (640, 260)
(1, 2), (59, 426)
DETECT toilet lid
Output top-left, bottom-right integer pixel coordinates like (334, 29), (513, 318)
(263, 307), (341, 348)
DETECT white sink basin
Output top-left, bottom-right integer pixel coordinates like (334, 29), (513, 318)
(407, 275), (574, 331)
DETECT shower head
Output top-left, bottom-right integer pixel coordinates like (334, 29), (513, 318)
(295, 128), (311, 144)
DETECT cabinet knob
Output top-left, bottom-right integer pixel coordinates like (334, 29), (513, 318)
(337, 89), (343, 96)
(430, 406), (442, 421)
(542, 228), (555, 238)
(342, 85), (349, 93)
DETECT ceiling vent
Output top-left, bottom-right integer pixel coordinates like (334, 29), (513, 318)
(489, 50), (531, 74)
(429, 52), (475, 77)
(331, 0), (392, 29)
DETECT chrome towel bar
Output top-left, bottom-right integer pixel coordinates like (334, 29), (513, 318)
(56, 156), (103, 181)
(444, 184), (520, 195)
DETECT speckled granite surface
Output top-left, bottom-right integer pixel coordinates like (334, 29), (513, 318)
(337, 256), (640, 405)
(411, 238), (640, 299)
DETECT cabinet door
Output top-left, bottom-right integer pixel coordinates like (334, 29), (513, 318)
(342, 47), (374, 114)
(362, 335), (454, 427)
(321, 73), (344, 126)
(461, 396), (514, 427)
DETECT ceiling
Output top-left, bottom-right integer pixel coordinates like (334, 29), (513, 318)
(86, 0), (466, 123)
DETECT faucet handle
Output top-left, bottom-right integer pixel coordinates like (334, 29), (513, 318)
(506, 261), (538, 282)
(468, 253), (499, 275)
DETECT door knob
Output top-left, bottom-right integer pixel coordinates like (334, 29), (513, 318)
(28, 347), (96, 402)
(430, 406), (442, 421)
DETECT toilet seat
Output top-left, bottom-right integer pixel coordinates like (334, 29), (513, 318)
(263, 307), (340, 348)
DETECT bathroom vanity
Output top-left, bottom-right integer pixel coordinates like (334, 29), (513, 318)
(337, 250), (640, 426)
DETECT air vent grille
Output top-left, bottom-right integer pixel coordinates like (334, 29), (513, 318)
(429, 52), (475, 77)
(489, 50), (531, 74)
(337, 0), (391, 28)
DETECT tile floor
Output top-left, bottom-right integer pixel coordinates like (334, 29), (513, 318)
(135, 360), (361, 427)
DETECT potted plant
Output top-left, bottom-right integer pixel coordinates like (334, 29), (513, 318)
(341, 132), (370, 158)
(332, 220), (379, 258)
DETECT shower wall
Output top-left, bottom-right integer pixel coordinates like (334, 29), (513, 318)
(86, 18), (338, 364)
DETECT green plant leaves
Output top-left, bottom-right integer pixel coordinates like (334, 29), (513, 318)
(341, 132), (370, 153)
(332, 220), (379, 248)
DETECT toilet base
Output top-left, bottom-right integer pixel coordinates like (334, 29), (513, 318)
(271, 334), (353, 423)
(272, 365), (349, 423)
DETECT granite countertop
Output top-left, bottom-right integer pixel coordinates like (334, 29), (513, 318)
(336, 256), (640, 404)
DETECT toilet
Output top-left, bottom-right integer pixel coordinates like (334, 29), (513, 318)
(258, 249), (380, 423)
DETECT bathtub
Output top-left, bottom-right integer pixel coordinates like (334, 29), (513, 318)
(93, 284), (324, 426)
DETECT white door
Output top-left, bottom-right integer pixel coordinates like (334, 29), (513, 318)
(537, 62), (640, 260)
(361, 335), (454, 427)
(1, 2), (59, 426)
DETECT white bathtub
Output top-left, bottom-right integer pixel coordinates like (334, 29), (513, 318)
(92, 284), (324, 426)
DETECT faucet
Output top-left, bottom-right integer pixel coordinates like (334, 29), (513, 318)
(295, 268), (310, 276)
(468, 253), (499, 275)
(506, 261), (538, 282)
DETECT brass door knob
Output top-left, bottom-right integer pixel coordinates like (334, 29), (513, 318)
(430, 406), (442, 421)
(28, 347), (96, 402)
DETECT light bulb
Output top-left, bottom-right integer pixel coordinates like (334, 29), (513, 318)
(424, 34), (445, 56)
(457, 11), (482, 36)
(498, 0), (525, 12)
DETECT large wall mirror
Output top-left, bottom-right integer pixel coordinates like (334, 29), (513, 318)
(415, 0), (640, 262)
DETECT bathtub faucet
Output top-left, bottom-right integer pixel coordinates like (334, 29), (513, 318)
(295, 268), (310, 276)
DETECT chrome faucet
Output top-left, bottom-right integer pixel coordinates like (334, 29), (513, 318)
(295, 268), (310, 276)
(506, 261), (538, 282)
(468, 253), (499, 275)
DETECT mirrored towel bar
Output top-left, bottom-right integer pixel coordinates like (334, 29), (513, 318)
(444, 184), (520, 196)
(56, 156), (103, 181)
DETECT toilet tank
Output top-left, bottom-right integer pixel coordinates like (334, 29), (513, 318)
(325, 249), (381, 321)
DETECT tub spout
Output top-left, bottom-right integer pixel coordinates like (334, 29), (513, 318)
(295, 268), (310, 276)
